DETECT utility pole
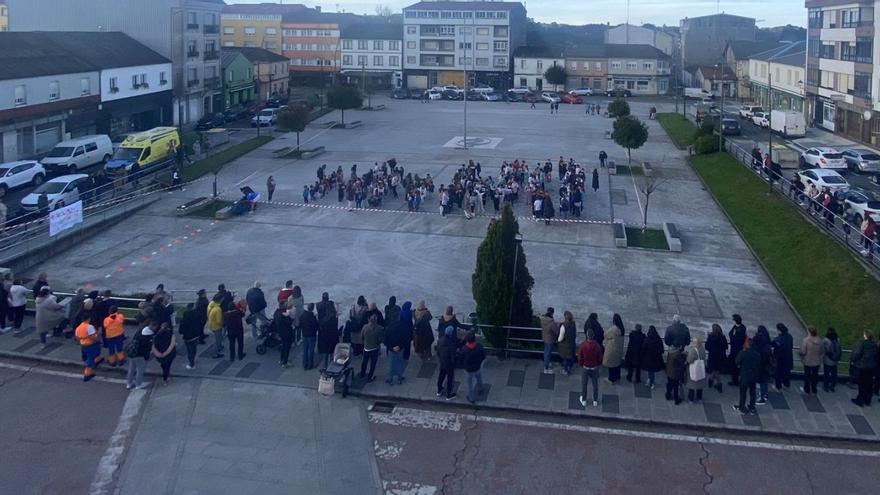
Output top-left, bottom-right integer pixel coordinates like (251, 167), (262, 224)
(718, 65), (725, 151)
(768, 70), (773, 193)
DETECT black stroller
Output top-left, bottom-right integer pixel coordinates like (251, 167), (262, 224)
(319, 343), (352, 397)
(254, 318), (280, 355)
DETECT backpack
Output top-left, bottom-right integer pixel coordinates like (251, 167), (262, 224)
(826, 339), (842, 362)
(123, 335), (139, 358)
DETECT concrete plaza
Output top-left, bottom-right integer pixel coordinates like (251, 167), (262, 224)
(33, 95), (800, 339)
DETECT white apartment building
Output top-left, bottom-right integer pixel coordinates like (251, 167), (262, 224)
(341, 23), (403, 89)
(747, 42), (806, 113)
(512, 46), (565, 91)
(401, 1), (527, 90)
(606, 44), (671, 95)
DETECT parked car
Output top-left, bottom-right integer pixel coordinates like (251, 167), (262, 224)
(465, 90), (482, 101)
(223, 105), (250, 122)
(800, 147), (847, 171)
(720, 118), (741, 136)
(750, 111), (769, 128)
(684, 88), (714, 99)
(20, 174), (89, 212)
(561, 93), (582, 104)
(569, 88), (593, 96)
(841, 188), (880, 225)
(842, 148), (880, 174)
(509, 87), (532, 94)
(197, 113), (226, 130)
(739, 105), (763, 119)
(251, 108), (281, 127)
(0, 160), (46, 198)
(440, 85), (463, 94)
(391, 88), (412, 99)
(471, 83), (494, 94)
(425, 89), (443, 100)
(797, 168), (849, 194)
(605, 88), (632, 97)
(442, 89), (463, 100)
(506, 91), (523, 102)
(541, 92), (561, 103)
(480, 92), (501, 102)
(39, 135), (113, 175)
(523, 92), (538, 103)
(266, 95), (288, 108)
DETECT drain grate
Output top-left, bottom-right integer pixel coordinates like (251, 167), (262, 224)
(371, 401), (396, 413)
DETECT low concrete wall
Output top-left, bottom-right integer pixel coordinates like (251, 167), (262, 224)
(663, 221), (682, 252)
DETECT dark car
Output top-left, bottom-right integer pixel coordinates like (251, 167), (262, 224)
(222, 105), (249, 122)
(465, 90), (482, 101)
(266, 95), (288, 108)
(720, 118), (741, 136)
(196, 113), (225, 130)
(506, 91), (522, 102)
(391, 88), (412, 99)
(605, 88), (633, 97)
(443, 89), (463, 100)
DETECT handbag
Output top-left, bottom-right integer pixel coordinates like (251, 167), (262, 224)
(689, 356), (706, 382)
(318, 375), (335, 396)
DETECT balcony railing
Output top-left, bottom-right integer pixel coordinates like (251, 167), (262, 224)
(203, 77), (220, 90)
(186, 23), (199, 30)
(187, 79), (200, 88)
(187, 50), (200, 58)
(203, 51), (219, 61)
(203, 24), (219, 34)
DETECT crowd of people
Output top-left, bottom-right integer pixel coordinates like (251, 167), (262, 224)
(14, 274), (880, 411)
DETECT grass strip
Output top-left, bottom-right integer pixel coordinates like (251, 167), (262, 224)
(656, 112), (697, 149)
(626, 227), (669, 250)
(181, 136), (273, 182)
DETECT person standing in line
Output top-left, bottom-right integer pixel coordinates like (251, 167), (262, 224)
(225, 301), (246, 362)
(624, 324), (645, 383)
(727, 314), (747, 386)
(436, 327), (458, 400)
(578, 329), (603, 407)
(7, 278), (28, 333)
(317, 297), (339, 369)
(245, 281), (269, 339)
(664, 314), (691, 349)
(753, 325), (773, 405)
(461, 333), (486, 404)
(822, 327), (842, 392)
(799, 326), (824, 394)
(734, 338), (761, 415)
(685, 336), (707, 403)
(299, 303), (319, 370)
(102, 306), (126, 367)
(207, 294), (225, 359)
(705, 323), (728, 393)
(179, 303), (201, 370)
(152, 323), (177, 385)
(640, 325), (665, 389)
(557, 311), (577, 376)
(277, 280), (294, 306)
(359, 314), (384, 383)
(540, 308), (559, 374)
(32, 272), (49, 298)
(591, 168), (600, 193)
(126, 323), (155, 390)
(584, 313), (604, 351)
(771, 323), (793, 391)
(413, 300), (434, 361)
(384, 303), (413, 386)
(384, 296), (401, 325)
(194, 289), (209, 345)
(665, 345), (685, 405)
(266, 175), (276, 202)
(75, 312), (103, 382)
(851, 330), (878, 407)
(36, 287), (66, 345)
(274, 302), (294, 369)
(287, 285), (305, 346)
(598, 150), (608, 168)
(602, 322), (624, 384)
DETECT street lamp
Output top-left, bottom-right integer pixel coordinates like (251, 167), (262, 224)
(716, 63), (726, 152)
(505, 233), (523, 359)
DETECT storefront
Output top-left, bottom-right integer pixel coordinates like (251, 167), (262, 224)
(750, 82), (804, 113)
(834, 100), (880, 147)
(96, 90), (172, 139)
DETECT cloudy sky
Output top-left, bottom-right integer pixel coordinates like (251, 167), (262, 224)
(237, 0), (806, 27)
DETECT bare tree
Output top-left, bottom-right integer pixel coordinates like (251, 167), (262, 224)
(639, 175), (667, 232)
(375, 5), (393, 17)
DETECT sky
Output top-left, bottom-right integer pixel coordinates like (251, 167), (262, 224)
(234, 0), (806, 28)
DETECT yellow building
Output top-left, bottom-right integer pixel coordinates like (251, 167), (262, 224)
(221, 3), (311, 54)
(0, 0), (8, 32)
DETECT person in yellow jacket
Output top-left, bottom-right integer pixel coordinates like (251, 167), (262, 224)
(207, 293), (225, 359)
(75, 313), (103, 381)
(103, 306), (126, 367)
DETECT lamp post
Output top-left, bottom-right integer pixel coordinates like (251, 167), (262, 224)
(505, 233), (523, 358)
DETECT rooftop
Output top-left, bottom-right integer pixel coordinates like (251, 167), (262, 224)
(512, 45), (563, 59)
(404, 1), (526, 12)
(223, 46), (288, 64)
(696, 65), (737, 80)
(725, 40), (787, 59)
(605, 44), (669, 59)
(750, 41), (806, 67)
(222, 3), (309, 15)
(341, 22), (403, 41)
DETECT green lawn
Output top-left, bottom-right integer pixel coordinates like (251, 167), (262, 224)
(656, 113), (697, 149)
(181, 136), (273, 182)
(690, 153), (880, 346)
(626, 227), (669, 250)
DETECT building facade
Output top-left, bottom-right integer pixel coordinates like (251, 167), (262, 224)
(220, 51), (255, 111)
(8, 0), (224, 125)
(606, 44), (671, 95)
(0, 32), (172, 162)
(227, 47), (290, 105)
(340, 23), (403, 90)
(806, 0), (877, 145)
(747, 42), (806, 114)
(401, 1), (527, 90)
(605, 24), (676, 56)
(680, 13), (757, 68)
(512, 46), (564, 91)
(282, 11), (351, 84)
(723, 40), (785, 101)
(695, 65), (737, 97)
(220, 3), (310, 53)
(0, 1), (7, 32)
(565, 46), (608, 91)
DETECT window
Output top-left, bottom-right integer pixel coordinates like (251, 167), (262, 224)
(187, 11), (198, 27)
(139, 74), (147, 87)
(856, 38), (873, 64)
(569, 62), (577, 70)
(227, 70), (234, 82)
(389, 56), (399, 66)
(820, 43), (835, 60)
(357, 55), (367, 66)
(48, 80), (60, 100)
(594, 62), (601, 71)
(80, 77), (90, 95)
(494, 26), (508, 37)
(841, 8), (861, 28)
(223, 41), (234, 47)
(187, 40), (198, 56)
(519, 77), (527, 87)
(494, 56), (506, 67)
(626, 62), (637, 70)
(643, 62), (653, 70)
(659, 80), (668, 92)
(265, 42), (276, 50)
(188, 68), (198, 84)
(421, 25), (455, 36)
(537, 60), (543, 71)
(459, 42), (472, 50)
(389, 41), (399, 51)
(592, 79), (603, 89)
(475, 57), (489, 66)
(406, 41), (416, 49)
(406, 26), (416, 34)
(476, 27), (489, 36)
(808, 8), (823, 29)
(636, 80), (649, 90)
(493, 40), (507, 52)
(358, 40), (368, 50)
(132, 75), (139, 88)
(160, 72), (167, 85)
(406, 56), (416, 64)
(342, 39), (352, 49)
(373, 55), (383, 66)
(205, 13), (216, 26)
(244, 26), (256, 36)
(265, 27), (276, 35)
(855, 72), (871, 98)
(109, 77), (118, 92)
(611, 61), (621, 70)
(460, 27), (472, 34)
(520, 58), (526, 69)
(374, 40), (384, 50)
(223, 26), (234, 35)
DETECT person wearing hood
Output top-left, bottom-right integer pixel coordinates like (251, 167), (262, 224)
(126, 323), (155, 390)
(461, 333), (486, 403)
(317, 303), (340, 369)
(436, 326), (458, 400)
(359, 314), (384, 383)
(583, 313), (604, 351)
(624, 323), (645, 383)
(592, 168), (600, 192)
(557, 311), (577, 376)
(179, 303), (202, 370)
(540, 308), (559, 374)
(35, 287), (66, 345)
(705, 324), (728, 393)
(207, 294), (225, 359)
(772, 323), (794, 391)
(384, 296), (401, 325)
(245, 281), (269, 340)
(640, 325), (665, 389)
(413, 300), (434, 361)
(384, 302), (414, 385)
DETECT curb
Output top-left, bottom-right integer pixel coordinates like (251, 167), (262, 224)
(2, 349), (875, 445)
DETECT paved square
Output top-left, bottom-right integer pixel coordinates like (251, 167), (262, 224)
(442, 136), (504, 149)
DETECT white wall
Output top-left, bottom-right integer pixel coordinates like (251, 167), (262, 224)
(513, 57), (564, 90)
(100, 63), (174, 102)
(0, 71), (99, 111)
(749, 59), (805, 97)
(341, 39), (402, 71)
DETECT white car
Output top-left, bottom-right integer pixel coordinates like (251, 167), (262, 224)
(739, 105), (763, 119)
(569, 88), (593, 96)
(841, 188), (880, 225)
(0, 160), (46, 198)
(440, 85), (463, 94)
(541, 92), (561, 103)
(751, 111), (769, 127)
(509, 86), (532, 94)
(20, 174), (90, 212)
(425, 90), (442, 100)
(800, 147), (847, 171)
(797, 168), (849, 195)
(251, 107), (281, 127)
(480, 92), (501, 101)
(471, 83), (494, 94)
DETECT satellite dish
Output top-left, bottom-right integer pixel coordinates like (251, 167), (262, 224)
(864, 110), (873, 121)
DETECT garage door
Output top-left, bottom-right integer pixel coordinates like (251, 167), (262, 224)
(407, 75), (428, 90)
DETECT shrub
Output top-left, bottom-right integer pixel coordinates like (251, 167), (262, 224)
(693, 135), (719, 154)
(607, 98), (630, 118)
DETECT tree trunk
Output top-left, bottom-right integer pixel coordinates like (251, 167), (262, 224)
(296, 132), (300, 152)
(642, 193), (650, 232)
(627, 148), (632, 164)
(341, 108), (345, 126)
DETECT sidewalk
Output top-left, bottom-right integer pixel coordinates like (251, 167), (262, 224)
(2, 316), (877, 443)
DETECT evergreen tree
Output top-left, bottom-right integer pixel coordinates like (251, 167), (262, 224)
(607, 98), (630, 118)
(612, 115), (649, 164)
(327, 86), (363, 126)
(276, 106), (310, 151)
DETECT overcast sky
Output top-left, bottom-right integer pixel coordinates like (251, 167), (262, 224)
(239, 0), (806, 28)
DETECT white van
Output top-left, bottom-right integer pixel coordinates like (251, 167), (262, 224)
(684, 88), (714, 100)
(770, 110), (806, 138)
(251, 106), (286, 127)
(40, 135), (113, 175)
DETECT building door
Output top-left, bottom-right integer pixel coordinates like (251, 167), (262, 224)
(536, 78), (542, 91)
(822, 101), (836, 132)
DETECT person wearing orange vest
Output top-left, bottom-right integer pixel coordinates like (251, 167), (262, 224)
(75, 313), (103, 381)
(103, 306), (126, 367)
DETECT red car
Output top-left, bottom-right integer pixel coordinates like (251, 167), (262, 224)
(523, 92), (538, 103)
(561, 93), (582, 104)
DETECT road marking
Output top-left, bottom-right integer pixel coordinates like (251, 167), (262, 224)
(374, 440), (406, 460)
(382, 480), (437, 495)
(235, 171), (258, 186)
(0, 361), (127, 384)
(369, 408), (461, 431)
(90, 387), (148, 495)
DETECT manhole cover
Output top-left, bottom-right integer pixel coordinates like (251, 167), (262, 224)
(371, 401), (396, 413)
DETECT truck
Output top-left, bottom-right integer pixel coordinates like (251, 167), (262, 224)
(770, 110), (806, 138)
(684, 88), (713, 100)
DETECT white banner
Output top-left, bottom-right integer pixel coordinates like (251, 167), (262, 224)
(49, 200), (83, 237)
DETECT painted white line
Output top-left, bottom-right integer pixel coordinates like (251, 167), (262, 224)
(0, 361), (127, 384)
(374, 440), (405, 460)
(627, 166), (644, 216)
(234, 171), (259, 186)
(89, 388), (148, 495)
(369, 408), (461, 431)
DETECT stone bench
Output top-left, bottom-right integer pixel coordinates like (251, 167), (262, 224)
(663, 222), (682, 252)
(346, 120), (362, 128)
(215, 206), (233, 220)
(608, 160), (616, 175)
(300, 146), (325, 159)
(175, 197), (210, 217)
(272, 147), (292, 158)
(642, 161), (654, 177)
(613, 220), (627, 248)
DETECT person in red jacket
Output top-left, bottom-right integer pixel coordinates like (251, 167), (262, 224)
(577, 329), (604, 407)
(277, 280), (294, 305)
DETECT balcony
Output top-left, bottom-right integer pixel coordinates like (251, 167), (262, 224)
(186, 23), (199, 30)
(203, 51), (219, 61)
(203, 24), (219, 35)
(187, 50), (200, 58)
(187, 79), (200, 88)
(203, 77), (220, 90)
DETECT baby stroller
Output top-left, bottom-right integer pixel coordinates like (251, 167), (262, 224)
(254, 319), (280, 355)
(319, 343), (352, 397)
